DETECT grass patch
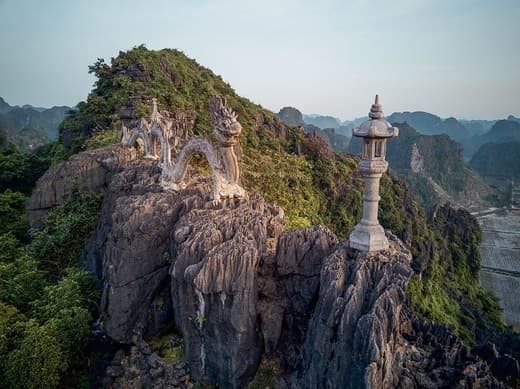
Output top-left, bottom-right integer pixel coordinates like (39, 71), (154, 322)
(248, 359), (279, 389)
(147, 333), (185, 364)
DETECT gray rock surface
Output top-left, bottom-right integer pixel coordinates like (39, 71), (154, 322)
(170, 193), (284, 388)
(84, 158), (178, 342)
(298, 234), (413, 389)
(27, 144), (137, 227)
(258, 225), (339, 356)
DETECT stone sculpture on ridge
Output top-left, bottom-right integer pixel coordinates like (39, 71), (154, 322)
(121, 118), (157, 159)
(120, 98), (166, 159)
(349, 95), (399, 252)
(161, 95), (246, 204)
(121, 98), (191, 163)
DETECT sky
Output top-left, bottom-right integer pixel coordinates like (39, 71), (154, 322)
(0, 0), (519, 120)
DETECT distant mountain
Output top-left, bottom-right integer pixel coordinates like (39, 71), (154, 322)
(284, 108), (520, 168)
(302, 114), (341, 129)
(386, 111), (471, 142)
(470, 141), (520, 179)
(468, 119), (520, 181)
(0, 98), (72, 150)
(278, 106), (304, 127)
(0, 97), (11, 114)
(343, 116), (367, 128)
(277, 107), (350, 152)
(459, 119), (496, 136)
(508, 115), (520, 123)
(349, 122), (497, 210)
(21, 104), (47, 112)
(472, 119), (520, 148)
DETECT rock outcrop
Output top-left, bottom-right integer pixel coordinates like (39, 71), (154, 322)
(258, 226), (339, 356)
(100, 339), (194, 389)
(94, 161), (178, 341)
(31, 146), (517, 388)
(170, 193), (284, 388)
(297, 234), (413, 388)
(27, 144), (137, 227)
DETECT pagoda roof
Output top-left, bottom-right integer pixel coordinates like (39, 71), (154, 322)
(352, 95), (399, 139)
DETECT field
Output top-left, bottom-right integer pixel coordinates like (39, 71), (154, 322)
(478, 211), (520, 330)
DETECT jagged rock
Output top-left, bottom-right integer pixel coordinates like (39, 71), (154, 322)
(127, 61), (151, 82)
(43, 148), (516, 388)
(27, 144), (137, 228)
(256, 112), (288, 140)
(394, 315), (518, 388)
(297, 233), (413, 389)
(170, 193), (284, 388)
(86, 159), (178, 342)
(277, 107), (305, 127)
(258, 225), (338, 356)
(410, 143), (425, 174)
(102, 340), (194, 389)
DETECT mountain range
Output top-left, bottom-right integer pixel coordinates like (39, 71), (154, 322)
(278, 106), (350, 152)
(348, 122), (498, 209)
(302, 110), (518, 161)
(0, 97), (71, 150)
(279, 106), (518, 210)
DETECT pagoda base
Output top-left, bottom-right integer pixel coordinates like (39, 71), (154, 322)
(349, 222), (388, 252)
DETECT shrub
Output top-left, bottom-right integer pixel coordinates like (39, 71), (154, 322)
(29, 189), (103, 276)
(5, 320), (64, 389)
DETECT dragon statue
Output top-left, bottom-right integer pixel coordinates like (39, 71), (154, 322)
(161, 95), (246, 204)
(121, 96), (246, 205)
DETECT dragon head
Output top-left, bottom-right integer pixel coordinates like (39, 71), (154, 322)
(210, 95), (242, 147)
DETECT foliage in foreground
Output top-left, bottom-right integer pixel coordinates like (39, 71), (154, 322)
(408, 205), (511, 346)
(0, 191), (101, 388)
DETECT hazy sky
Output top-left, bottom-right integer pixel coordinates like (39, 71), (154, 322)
(0, 0), (519, 119)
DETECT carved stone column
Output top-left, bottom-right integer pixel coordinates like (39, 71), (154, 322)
(349, 95), (398, 252)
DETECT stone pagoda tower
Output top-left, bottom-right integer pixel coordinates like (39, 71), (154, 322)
(349, 95), (399, 252)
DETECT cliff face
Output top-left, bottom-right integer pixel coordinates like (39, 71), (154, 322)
(298, 235), (413, 388)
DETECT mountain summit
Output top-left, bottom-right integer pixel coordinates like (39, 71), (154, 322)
(18, 46), (518, 387)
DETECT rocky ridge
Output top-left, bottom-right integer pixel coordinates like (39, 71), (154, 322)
(28, 146), (519, 388)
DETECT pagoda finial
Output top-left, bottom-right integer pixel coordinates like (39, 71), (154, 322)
(152, 98), (158, 116)
(369, 94), (384, 120)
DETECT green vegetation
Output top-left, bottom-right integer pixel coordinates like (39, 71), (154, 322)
(163, 346), (184, 363)
(29, 188), (103, 276)
(0, 139), (102, 389)
(0, 190), (28, 242)
(84, 128), (120, 150)
(148, 333), (185, 363)
(247, 359), (279, 389)
(408, 205), (507, 344)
